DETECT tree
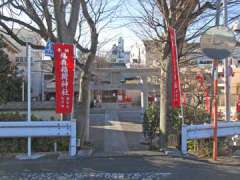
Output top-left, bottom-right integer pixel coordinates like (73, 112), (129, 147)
(0, 37), (21, 103)
(181, 70), (212, 123)
(127, 0), (240, 149)
(0, 0), (121, 148)
(143, 105), (159, 149)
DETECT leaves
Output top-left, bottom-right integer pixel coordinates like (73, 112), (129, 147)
(0, 37), (22, 104)
(143, 105), (160, 141)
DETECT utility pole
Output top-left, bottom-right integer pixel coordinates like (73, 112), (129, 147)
(26, 43), (32, 157)
(212, 0), (221, 161)
(213, 59), (218, 161)
(223, 0), (231, 121)
(22, 80), (24, 102)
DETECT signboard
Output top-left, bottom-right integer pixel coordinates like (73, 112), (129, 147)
(168, 26), (181, 108)
(200, 26), (236, 59)
(54, 43), (74, 113)
(44, 40), (54, 58)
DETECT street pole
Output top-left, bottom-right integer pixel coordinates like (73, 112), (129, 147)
(27, 43), (32, 157)
(223, 0), (231, 121)
(213, 59), (218, 161)
(212, 0), (221, 161)
(41, 72), (44, 101)
(41, 61), (44, 102)
(22, 80), (24, 102)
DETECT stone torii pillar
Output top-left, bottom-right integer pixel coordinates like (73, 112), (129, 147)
(140, 76), (149, 111)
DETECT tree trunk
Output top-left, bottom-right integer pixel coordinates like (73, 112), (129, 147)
(76, 72), (91, 147)
(159, 54), (171, 149)
(76, 46), (97, 148)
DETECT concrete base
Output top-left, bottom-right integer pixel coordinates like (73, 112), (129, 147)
(57, 152), (76, 160)
(165, 151), (182, 157)
(164, 149), (182, 157)
(77, 149), (93, 157)
(16, 153), (45, 160)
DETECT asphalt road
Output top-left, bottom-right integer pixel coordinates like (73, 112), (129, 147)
(0, 155), (239, 180)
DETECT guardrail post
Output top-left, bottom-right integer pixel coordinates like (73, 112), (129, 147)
(181, 124), (188, 154)
(69, 120), (76, 156)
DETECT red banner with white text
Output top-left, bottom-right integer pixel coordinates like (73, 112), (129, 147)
(54, 43), (74, 113)
(168, 26), (181, 108)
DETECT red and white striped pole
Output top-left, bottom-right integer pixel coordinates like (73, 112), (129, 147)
(213, 59), (218, 161)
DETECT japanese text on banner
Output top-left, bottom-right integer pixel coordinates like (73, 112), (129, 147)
(54, 43), (74, 113)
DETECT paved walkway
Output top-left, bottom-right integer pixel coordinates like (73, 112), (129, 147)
(90, 109), (147, 156)
(104, 111), (129, 154)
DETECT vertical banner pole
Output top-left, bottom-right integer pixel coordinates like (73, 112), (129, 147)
(71, 45), (76, 121)
(53, 43), (76, 155)
(174, 29), (184, 125)
(168, 26), (183, 123)
(27, 43), (32, 157)
(213, 59), (218, 161)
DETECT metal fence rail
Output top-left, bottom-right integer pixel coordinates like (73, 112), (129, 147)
(0, 120), (76, 156)
(181, 122), (240, 154)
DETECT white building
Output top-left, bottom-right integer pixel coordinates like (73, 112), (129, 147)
(129, 40), (161, 68)
(129, 41), (146, 65)
(1, 29), (44, 101)
(108, 37), (130, 63)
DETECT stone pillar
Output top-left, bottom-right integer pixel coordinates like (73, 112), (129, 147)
(181, 124), (188, 155)
(140, 76), (148, 111)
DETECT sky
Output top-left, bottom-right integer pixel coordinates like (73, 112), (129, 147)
(87, 0), (142, 52)
(1, 0), (141, 52)
(2, 0), (240, 52)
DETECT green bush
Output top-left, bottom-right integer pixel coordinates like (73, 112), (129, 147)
(187, 137), (232, 157)
(184, 107), (210, 125)
(0, 112), (39, 121)
(168, 108), (181, 134)
(143, 105), (159, 148)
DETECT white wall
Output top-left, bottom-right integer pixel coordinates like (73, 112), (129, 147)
(130, 41), (146, 65)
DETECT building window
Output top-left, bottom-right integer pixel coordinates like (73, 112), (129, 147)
(16, 57), (27, 63)
(132, 59), (139, 63)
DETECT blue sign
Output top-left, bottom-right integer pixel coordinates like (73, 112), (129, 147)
(44, 40), (54, 58)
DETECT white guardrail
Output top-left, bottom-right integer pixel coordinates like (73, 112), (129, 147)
(0, 120), (76, 156)
(181, 121), (240, 154)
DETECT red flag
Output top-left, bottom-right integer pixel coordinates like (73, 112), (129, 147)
(54, 43), (74, 113)
(237, 96), (240, 113)
(168, 26), (181, 108)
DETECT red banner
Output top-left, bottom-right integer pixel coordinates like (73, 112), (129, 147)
(54, 43), (74, 113)
(168, 26), (181, 108)
(237, 96), (240, 113)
